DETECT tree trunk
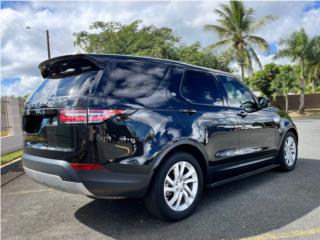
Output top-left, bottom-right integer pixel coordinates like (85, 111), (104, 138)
(299, 59), (305, 114)
(240, 64), (244, 82)
(313, 79), (315, 93)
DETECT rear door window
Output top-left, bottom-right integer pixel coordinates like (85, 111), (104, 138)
(181, 70), (223, 106)
(27, 71), (98, 106)
(95, 61), (167, 98)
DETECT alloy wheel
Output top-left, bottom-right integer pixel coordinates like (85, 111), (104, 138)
(163, 161), (198, 212)
(284, 136), (297, 166)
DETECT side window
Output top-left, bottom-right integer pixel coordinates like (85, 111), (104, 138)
(181, 70), (223, 105)
(96, 61), (167, 98)
(219, 75), (256, 108)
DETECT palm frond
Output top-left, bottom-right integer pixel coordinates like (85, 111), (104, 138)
(207, 39), (233, 50)
(230, 1), (245, 31)
(217, 19), (238, 32)
(248, 46), (262, 69)
(244, 48), (254, 74)
(214, 8), (229, 19)
(214, 8), (237, 32)
(250, 15), (276, 32)
(274, 48), (294, 60)
(247, 35), (269, 53)
(219, 3), (232, 18)
(241, 8), (254, 32)
(204, 24), (230, 38)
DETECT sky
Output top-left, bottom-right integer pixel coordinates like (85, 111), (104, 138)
(1, 0), (320, 96)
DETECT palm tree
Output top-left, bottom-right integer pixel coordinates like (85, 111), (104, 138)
(275, 28), (309, 114)
(204, 1), (274, 80)
(272, 65), (298, 112)
(306, 36), (320, 93)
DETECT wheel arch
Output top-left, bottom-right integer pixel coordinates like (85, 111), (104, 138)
(287, 127), (298, 143)
(151, 140), (209, 183)
(280, 127), (298, 148)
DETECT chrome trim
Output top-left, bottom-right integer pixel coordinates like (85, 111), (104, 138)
(222, 156), (274, 171)
(24, 167), (93, 196)
(216, 147), (263, 158)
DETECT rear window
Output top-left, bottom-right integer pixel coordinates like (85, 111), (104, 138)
(27, 71), (97, 105)
(96, 61), (167, 98)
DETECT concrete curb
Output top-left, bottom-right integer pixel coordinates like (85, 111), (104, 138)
(1, 158), (22, 175)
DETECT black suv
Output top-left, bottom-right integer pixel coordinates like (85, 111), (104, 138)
(22, 54), (298, 220)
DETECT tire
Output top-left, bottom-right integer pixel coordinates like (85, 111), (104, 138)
(277, 132), (298, 171)
(144, 151), (203, 221)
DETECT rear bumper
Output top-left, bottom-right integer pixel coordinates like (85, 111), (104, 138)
(22, 153), (152, 198)
(24, 167), (93, 195)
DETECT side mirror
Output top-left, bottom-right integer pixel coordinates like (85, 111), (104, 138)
(241, 101), (259, 113)
(258, 96), (270, 108)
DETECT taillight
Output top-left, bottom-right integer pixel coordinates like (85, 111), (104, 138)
(70, 163), (106, 171)
(88, 109), (126, 123)
(59, 109), (126, 124)
(59, 109), (87, 124)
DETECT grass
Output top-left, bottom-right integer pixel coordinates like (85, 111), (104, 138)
(288, 109), (320, 119)
(1, 150), (23, 166)
(0, 130), (9, 137)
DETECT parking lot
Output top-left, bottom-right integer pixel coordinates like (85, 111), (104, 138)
(1, 119), (320, 240)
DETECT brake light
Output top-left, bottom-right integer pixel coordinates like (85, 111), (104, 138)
(59, 109), (87, 124)
(88, 109), (126, 123)
(59, 109), (126, 124)
(70, 163), (106, 171)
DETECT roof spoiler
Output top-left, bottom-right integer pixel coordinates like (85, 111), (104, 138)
(38, 54), (105, 79)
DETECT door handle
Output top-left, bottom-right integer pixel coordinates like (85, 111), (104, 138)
(237, 111), (248, 117)
(180, 108), (197, 115)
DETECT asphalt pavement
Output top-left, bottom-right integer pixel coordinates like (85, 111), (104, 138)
(1, 119), (320, 240)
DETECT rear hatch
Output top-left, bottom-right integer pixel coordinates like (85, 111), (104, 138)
(23, 55), (102, 162)
(23, 55), (169, 166)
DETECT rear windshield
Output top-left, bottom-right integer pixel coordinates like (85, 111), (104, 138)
(96, 61), (167, 98)
(27, 71), (97, 105)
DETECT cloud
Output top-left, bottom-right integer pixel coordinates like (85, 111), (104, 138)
(1, 75), (42, 96)
(1, 1), (320, 96)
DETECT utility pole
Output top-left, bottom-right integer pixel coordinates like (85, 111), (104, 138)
(26, 26), (51, 59)
(46, 29), (51, 59)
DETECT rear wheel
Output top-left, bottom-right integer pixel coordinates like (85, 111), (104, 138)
(277, 132), (298, 171)
(144, 152), (203, 221)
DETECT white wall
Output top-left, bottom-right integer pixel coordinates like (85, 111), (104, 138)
(1, 97), (23, 155)
(1, 135), (23, 155)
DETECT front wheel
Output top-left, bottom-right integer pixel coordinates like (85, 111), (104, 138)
(277, 132), (298, 171)
(144, 152), (203, 221)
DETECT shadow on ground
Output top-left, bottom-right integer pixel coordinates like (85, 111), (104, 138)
(75, 158), (320, 240)
(1, 162), (24, 187)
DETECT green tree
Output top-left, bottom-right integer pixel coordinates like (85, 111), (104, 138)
(204, 1), (274, 80)
(275, 28), (309, 114)
(249, 63), (280, 98)
(306, 36), (320, 93)
(272, 65), (299, 112)
(175, 42), (231, 71)
(74, 20), (232, 72)
(74, 20), (179, 59)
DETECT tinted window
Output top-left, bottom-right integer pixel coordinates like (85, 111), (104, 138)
(96, 61), (167, 98)
(28, 71), (97, 104)
(219, 75), (256, 108)
(181, 70), (222, 105)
